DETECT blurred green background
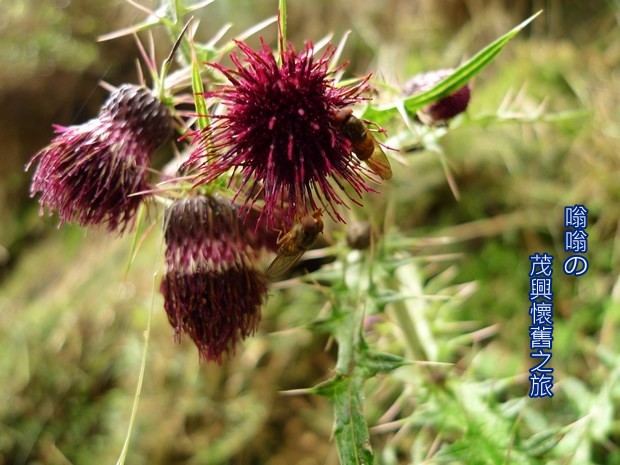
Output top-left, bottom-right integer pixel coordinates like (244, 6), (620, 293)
(1, 0), (619, 464)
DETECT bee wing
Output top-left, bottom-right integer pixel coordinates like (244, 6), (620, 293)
(365, 143), (393, 180)
(267, 250), (306, 278)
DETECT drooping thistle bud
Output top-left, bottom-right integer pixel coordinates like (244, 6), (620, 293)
(346, 220), (373, 250)
(27, 84), (174, 233)
(160, 195), (268, 364)
(185, 37), (376, 229)
(403, 68), (471, 125)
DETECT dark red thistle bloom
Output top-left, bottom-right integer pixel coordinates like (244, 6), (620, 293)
(160, 195), (268, 363)
(27, 84), (173, 232)
(403, 68), (471, 125)
(186, 38), (374, 228)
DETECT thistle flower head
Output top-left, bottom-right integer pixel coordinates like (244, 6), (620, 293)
(160, 195), (268, 363)
(186, 38), (374, 228)
(163, 195), (254, 270)
(27, 84), (173, 232)
(404, 68), (471, 124)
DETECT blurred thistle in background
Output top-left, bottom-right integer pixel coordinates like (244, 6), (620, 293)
(403, 68), (471, 125)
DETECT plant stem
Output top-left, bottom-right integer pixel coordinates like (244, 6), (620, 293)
(329, 252), (374, 465)
(277, 0), (287, 63)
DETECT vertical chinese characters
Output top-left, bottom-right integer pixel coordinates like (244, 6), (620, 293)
(528, 253), (554, 398)
(563, 205), (589, 276)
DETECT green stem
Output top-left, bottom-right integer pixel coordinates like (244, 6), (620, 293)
(115, 226), (165, 465)
(161, 0), (192, 67)
(159, 17), (195, 100)
(277, 0), (287, 64)
(329, 253), (374, 465)
(390, 302), (426, 361)
(331, 374), (374, 465)
(115, 306), (151, 465)
(191, 47), (210, 131)
(391, 262), (434, 361)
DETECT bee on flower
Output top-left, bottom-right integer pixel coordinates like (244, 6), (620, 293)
(184, 35), (387, 229)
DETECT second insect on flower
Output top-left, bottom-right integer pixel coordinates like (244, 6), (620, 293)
(186, 38), (378, 228)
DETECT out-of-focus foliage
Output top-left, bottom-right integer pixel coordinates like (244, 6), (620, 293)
(0, 0), (96, 87)
(0, 0), (142, 259)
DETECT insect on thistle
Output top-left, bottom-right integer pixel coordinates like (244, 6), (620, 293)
(333, 109), (393, 180)
(267, 210), (324, 278)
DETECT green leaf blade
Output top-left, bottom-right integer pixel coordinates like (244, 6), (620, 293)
(191, 48), (209, 131)
(332, 376), (375, 465)
(364, 11), (543, 119)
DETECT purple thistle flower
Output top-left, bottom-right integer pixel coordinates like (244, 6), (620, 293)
(27, 84), (173, 232)
(403, 68), (471, 124)
(160, 195), (268, 364)
(186, 38), (375, 228)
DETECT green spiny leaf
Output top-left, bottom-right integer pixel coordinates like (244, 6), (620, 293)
(308, 311), (348, 334)
(360, 350), (410, 376)
(331, 375), (374, 465)
(523, 428), (563, 457)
